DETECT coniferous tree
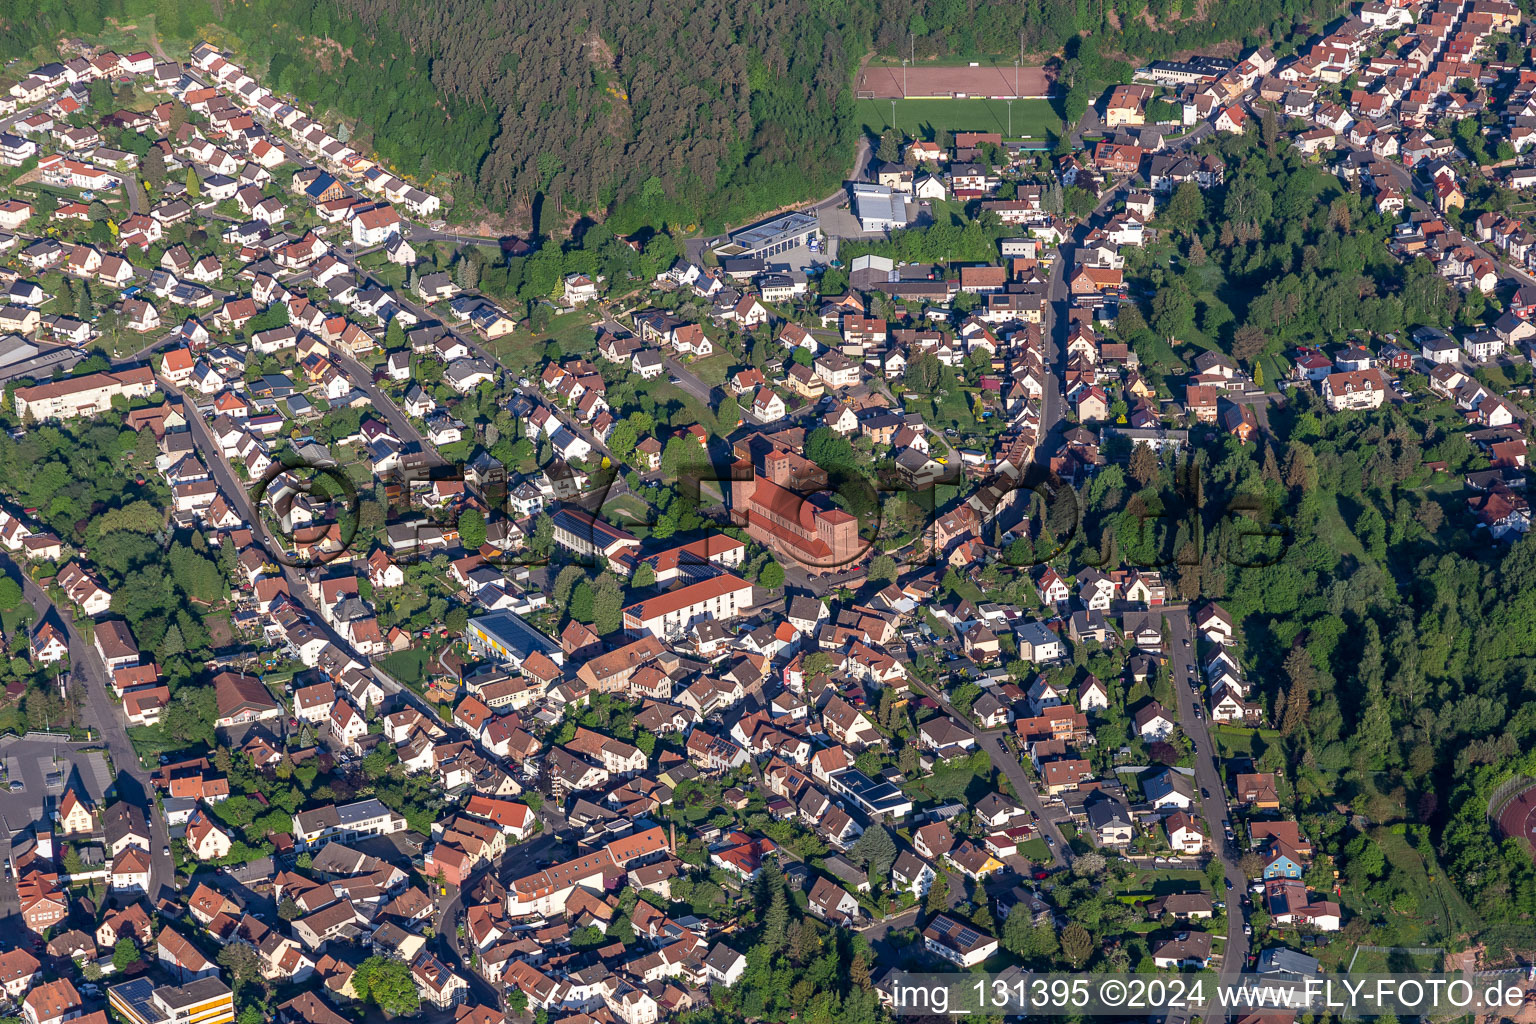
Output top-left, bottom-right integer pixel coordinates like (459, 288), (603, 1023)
(761, 866), (789, 954)
(924, 871), (950, 915)
(1129, 443), (1157, 487)
(850, 950), (872, 990)
(1060, 923), (1093, 967)
(1280, 647), (1315, 736)
(788, 918), (818, 964)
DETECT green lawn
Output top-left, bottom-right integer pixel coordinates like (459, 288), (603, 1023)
(1132, 334), (1188, 378)
(2, 603), (36, 636)
(943, 574), (985, 605)
(1016, 837), (1050, 862)
(1372, 831), (1479, 941)
(1208, 724), (1281, 762)
(379, 646), (434, 688)
(1346, 947), (1443, 974)
(636, 378), (721, 437)
(540, 310), (603, 356)
(1258, 352), (1289, 391)
(855, 98), (1059, 142)
(481, 310), (603, 377)
(1114, 867), (1210, 898)
(901, 749), (997, 804)
(20, 182), (130, 215)
(1317, 492), (1367, 560)
(602, 493), (654, 526)
(356, 252), (407, 290)
(687, 351), (735, 387)
(480, 331), (548, 379)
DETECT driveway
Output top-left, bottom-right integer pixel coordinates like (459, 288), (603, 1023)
(662, 357), (717, 408)
(0, 735), (112, 834)
(976, 730), (1074, 867)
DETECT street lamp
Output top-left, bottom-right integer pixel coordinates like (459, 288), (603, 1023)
(891, 99), (897, 133)
(1007, 99), (1014, 139)
(902, 57), (909, 99)
(1015, 59), (1020, 98)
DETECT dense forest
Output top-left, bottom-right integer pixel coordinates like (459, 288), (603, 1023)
(205, 0), (867, 233)
(4, 0), (1345, 233)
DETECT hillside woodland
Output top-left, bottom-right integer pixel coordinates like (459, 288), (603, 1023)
(3, 0), (1346, 230)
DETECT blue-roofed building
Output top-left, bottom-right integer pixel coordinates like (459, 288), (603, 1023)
(447, 295), (487, 321)
(109, 976), (235, 1024)
(725, 211), (818, 259)
(824, 768), (913, 822)
(549, 504), (639, 573)
(466, 610), (564, 669)
(302, 171), (345, 202)
(467, 303), (516, 338)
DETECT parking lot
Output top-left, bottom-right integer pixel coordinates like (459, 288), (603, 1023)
(0, 735), (113, 836)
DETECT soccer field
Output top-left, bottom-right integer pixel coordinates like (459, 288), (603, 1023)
(855, 97), (1060, 143)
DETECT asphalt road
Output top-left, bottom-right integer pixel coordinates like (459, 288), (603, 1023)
(1036, 239), (1069, 465)
(404, 225), (505, 248)
(326, 347), (448, 468)
(903, 675), (1074, 869)
(976, 729), (1074, 868)
(167, 380), (362, 650)
(662, 356), (717, 408)
(166, 377), (477, 740)
(1342, 137), (1536, 286)
(1163, 606), (1249, 1021)
(0, 553), (175, 900)
(511, 384), (619, 470)
(1033, 176), (1125, 467)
